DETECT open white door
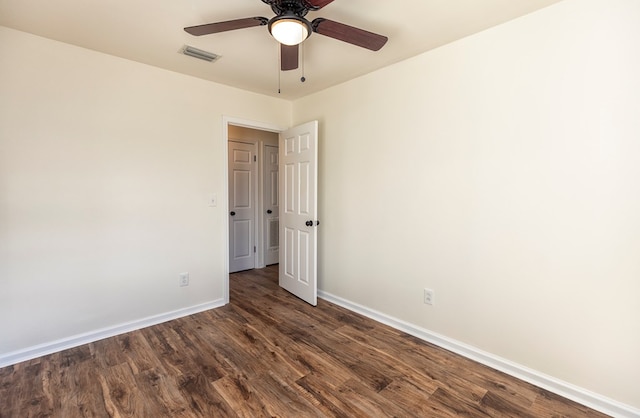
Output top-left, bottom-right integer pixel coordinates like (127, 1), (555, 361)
(279, 121), (318, 306)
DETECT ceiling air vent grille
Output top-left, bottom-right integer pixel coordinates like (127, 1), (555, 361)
(181, 45), (221, 63)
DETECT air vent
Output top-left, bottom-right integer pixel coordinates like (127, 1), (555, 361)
(180, 45), (221, 63)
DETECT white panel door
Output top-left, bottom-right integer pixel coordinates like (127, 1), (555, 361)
(279, 121), (318, 306)
(229, 141), (256, 273)
(264, 144), (279, 266)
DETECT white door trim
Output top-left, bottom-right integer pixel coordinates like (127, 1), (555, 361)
(222, 116), (285, 304)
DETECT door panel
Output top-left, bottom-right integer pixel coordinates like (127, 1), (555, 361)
(229, 141), (256, 273)
(284, 162), (295, 212)
(298, 230), (310, 283)
(299, 160), (310, 214)
(233, 220), (251, 257)
(233, 171), (250, 207)
(284, 227), (295, 278)
(279, 121), (318, 306)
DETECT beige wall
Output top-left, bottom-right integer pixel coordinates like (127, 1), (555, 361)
(0, 27), (291, 354)
(293, 0), (640, 409)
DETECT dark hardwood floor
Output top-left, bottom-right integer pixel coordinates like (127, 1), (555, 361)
(0, 265), (608, 417)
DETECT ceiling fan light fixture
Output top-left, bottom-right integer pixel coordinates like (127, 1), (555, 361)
(268, 15), (311, 46)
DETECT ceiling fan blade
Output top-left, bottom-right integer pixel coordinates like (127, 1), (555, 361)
(311, 18), (388, 51)
(281, 44), (299, 71)
(184, 17), (268, 36)
(302, 0), (336, 10)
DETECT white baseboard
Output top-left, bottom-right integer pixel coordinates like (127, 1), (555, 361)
(318, 290), (639, 418)
(0, 299), (225, 369)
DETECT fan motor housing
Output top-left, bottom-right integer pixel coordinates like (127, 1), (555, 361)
(265, 0), (310, 17)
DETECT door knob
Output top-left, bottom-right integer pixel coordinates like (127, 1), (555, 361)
(267, 209), (272, 214)
(305, 220), (313, 227)
(230, 211), (236, 216)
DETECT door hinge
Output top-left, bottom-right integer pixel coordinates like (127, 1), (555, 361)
(254, 246), (256, 253)
(254, 155), (257, 162)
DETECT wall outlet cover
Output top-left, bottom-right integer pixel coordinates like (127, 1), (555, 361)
(424, 288), (435, 305)
(179, 273), (189, 287)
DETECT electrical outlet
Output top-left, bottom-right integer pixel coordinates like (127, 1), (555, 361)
(179, 272), (189, 287)
(424, 288), (435, 306)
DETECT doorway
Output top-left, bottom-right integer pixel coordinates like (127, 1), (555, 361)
(227, 123), (280, 274)
(223, 117), (319, 306)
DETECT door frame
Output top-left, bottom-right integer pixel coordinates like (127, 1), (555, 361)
(222, 116), (285, 304)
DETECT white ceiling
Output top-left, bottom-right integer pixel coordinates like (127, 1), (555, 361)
(0, 0), (563, 100)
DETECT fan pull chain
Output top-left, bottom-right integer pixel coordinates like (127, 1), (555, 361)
(300, 42), (306, 83)
(278, 43), (282, 94)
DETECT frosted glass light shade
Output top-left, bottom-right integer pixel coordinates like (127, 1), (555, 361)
(269, 17), (310, 46)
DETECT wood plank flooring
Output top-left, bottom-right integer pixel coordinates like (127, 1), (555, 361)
(0, 265), (609, 417)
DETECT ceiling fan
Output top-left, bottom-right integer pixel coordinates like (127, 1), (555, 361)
(184, 0), (388, 71)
